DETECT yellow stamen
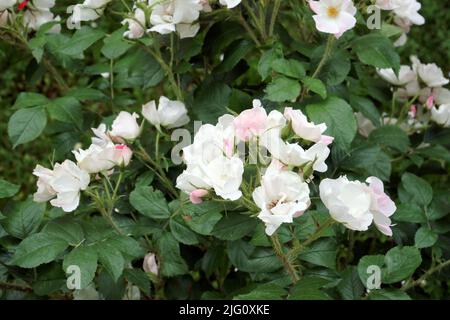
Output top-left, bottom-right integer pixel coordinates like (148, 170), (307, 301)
(327, 6), (339, 18)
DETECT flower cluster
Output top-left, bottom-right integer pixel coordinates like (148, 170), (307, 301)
(176, 100), (396, 236)
(33, 97), (189, 212)
(0, 0), (60, 32)
(375, 0), (425, 46)
(67, 0), (112, 29)
(122, 0), (242, 40)
(376, 56), (450, 129)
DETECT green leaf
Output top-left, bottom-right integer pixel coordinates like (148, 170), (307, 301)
(368, 289), (411, 300)
(42, 217), (84, 245)
(101, 27), (133, 59)
(399, 173), (433, 207)
(58, 26), (105, 56)
(63, 245), (98, 289)
(383, 246), (422, 284)
(369, 125), (410, 153)
(227, 240), (282, 273)
(46, 97), (83, 130)
(306, 96), (357, 151)
(212, 214), (257, 241)
(216, 39), (253, 73)
(357, 255), (385, 289)
(158, 232), (188, 277)
(337, 267), (365, 300)
(317, 49), (350, 86)
(265, 76), (301, 102)
(414, 226), (438, 249)
(353, 34), (400, 71)
(33, 263), (66, 296)
(185, 207), (222, 236)
(11, 233), (69, 268)
(258, 44), (283, 80)
(129, 186), (171, 219)
(272, 58), (306, 79)
(299, 238), (337, 269)
(95, 241), (125, 282)
(66, 88), (107, 101)
(193, 82), (232, 123)
(393, 203), (427, 223)
(13, 92), (49, 109)
(342, 145), (391, 181)
(2, 198), (45, 239)
(169, 218), (199, 245)
(8, 106), (47, 148)
(107, 235), (145, 259)
(123, 268), (151, 296)
(234, 283), (286, 300)
(349, 95), (381, 126)
(0, 179), (20, 198)
(288, 276), (331, 300)
(301, 76), (327, 99)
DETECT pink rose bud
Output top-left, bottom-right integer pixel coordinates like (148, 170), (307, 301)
(115, 144), (133, 166)
(408, 105), (417, 118)
(233, 100), (268, 142)
(426, 95), (434, 109)
(189, 189), (209, 204)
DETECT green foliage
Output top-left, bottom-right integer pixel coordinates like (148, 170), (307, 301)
(0, 0), (449, 301)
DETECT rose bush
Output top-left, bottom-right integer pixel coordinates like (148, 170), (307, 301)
(0, 0), (449, 300)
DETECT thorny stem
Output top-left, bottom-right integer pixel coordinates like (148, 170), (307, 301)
(288, 217), (336, 259)
(140, 44), (183, 101)
(300, 35), (335, 99)
(0, 281), (33, 293)
(238, 8), (261, 47)
(401, 259), (450, 291)
(271, 233), (300, 284)
(136, 144), (178, 199)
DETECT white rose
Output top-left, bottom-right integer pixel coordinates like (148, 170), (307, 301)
(0, 0), (16, 11)
(309, 0), (357, 39)
(355, 112), (376, 138)
(392, 0), (425, 26)
(142, 96), (190, 130)
(431, 104), (450, 127)
(73, 141), (132, 174)
(204, 155), (244, 201)
(219, 0), (241, 8)
(33, 160), (90, 212)
(253, 164), (310, 236)
(411, 56), (449, 88)
(284, 107), (332, 144)
(148, 0), (202, 38)
(67, 0), (111, 29)
(109, 111), (141, 141)
(319, 176), (396, 235)
(376, 65), (416, 86)
(123, 7), (146, 39)
(143, 252), (159, 275)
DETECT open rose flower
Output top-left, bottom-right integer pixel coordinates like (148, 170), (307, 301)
(319, 176), (396, 236)
(33, 160), (90, 212)
(109, 111), (141, 142)
(284, 107), (333, 144)
(309, 0), (357, 38)
(253, 163), (310, 236)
